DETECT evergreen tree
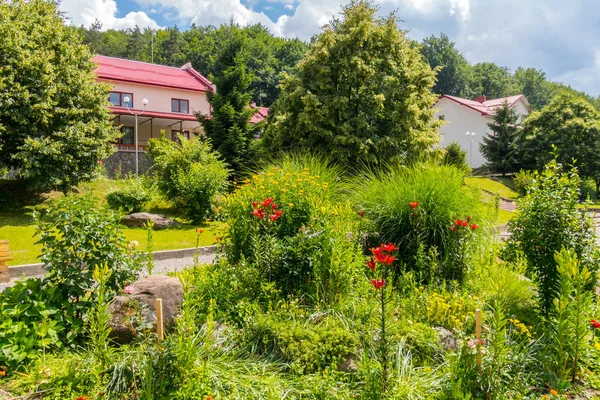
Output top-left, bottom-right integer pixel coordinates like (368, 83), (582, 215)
(263, 0), (441, 168)
(199, 30), (255, 177)
(480, 102), (520, 174)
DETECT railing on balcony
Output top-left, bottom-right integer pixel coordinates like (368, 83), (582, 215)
(114, 143), (148, 152)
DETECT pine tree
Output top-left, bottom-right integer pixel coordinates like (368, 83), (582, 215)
(480, 102), (520, 174)
(199, 29), (255, 177)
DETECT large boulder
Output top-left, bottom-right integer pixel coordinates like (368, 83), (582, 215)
(433, 326), (458, 352)
(120, 212), (180, 230)
(108, 275), (184, 344)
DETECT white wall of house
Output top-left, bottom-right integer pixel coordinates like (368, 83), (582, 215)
(434, 98), (529, 168)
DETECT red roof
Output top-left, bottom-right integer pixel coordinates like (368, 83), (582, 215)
(93, 55), (214, 92)
(437, 94), (529, 116)
(249, 106), (269, 124)
(110, 106), (199, 121)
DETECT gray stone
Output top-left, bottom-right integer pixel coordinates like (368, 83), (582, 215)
(104, 151), (153, 178)
(337, 355), (358, 373)
(433, 326), (458, 351)
(121, 212), (180, 230)
(108, 275), (184, 344)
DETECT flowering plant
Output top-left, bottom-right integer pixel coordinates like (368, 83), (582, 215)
(366, 242), (398, 396)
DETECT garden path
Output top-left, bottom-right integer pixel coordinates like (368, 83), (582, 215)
(0, 252), (216, 292)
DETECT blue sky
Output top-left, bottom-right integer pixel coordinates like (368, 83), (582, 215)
(58, 0), (600, 97)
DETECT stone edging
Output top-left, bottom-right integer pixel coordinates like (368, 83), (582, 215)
(8, 245), (217, 279)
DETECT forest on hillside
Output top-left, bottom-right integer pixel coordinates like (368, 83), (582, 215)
(75, 22), (600, 110)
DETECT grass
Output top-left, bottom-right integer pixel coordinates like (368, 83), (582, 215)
(465, 177), (519, 200)
(496, 209), (514, 225)
(0, 178), (227, 266)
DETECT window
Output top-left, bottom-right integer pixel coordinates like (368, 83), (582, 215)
(109, 92), (133, 107)
(119, 126), (134, 144)
(171, 98), (189, 114)
(172, 130), (190, 142)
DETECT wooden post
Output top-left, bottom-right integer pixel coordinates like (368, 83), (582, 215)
(475, 308), (482, 371)
(156, 298), (164, 344)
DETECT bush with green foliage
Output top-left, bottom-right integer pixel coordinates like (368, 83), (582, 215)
(106, 179), (152, 213)
(442, 142), (470, 173)
(0, 194), (142, 371)
(221, 154), (362, 303)
(147, 134), (229, 223)
(513, 169), (536, 196)
(502, 159), (599, 314)
(353, 163), (485, 284)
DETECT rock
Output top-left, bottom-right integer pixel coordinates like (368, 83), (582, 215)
(120, 212), (180, 230)
(109, 275), (184, 344)
(0, 265), (10, 283)
(433, 326), (458, 352)
(337, 355), (358, 373)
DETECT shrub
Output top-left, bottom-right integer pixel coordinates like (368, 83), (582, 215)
(0, 194), (142, 371)
(147, 134), (229, 223)
(106, 179), (152, 213)
(443, 142), (470, 173)
(513, 169), (536, 196)
(353, 163), (485, 284)
(502, 160), (599, 314)
(221, 154), (361, 303)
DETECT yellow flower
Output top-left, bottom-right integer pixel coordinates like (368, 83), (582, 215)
(289, 203), (294, 207)
(260, 185), (265, 189)
(281, 188), (287, 193)
(594, 342), (600, 351)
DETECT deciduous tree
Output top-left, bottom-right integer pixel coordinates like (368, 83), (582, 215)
(0, 0), (119, 191)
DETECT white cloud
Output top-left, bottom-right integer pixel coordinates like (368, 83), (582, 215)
(59, 0), (161, 30)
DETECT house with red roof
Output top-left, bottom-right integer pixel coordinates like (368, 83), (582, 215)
(434, 94), (530, 168)
(93, 55), (215, 153)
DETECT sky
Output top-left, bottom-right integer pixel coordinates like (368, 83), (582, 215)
(58, 0), (600, 97)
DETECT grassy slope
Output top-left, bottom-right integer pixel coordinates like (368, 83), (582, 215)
(0, 179), (226, 266)
(465, 177), (519, 200)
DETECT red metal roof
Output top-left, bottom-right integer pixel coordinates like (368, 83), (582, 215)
(249, 106), (269, 124)
(437, 94), (529, 116)
(110, 106), (199, 121)
(93, 55), (214, 92)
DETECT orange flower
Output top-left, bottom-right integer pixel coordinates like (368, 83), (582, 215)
(74, 396), (89, 400)
(196, 228), (204, 234)
(549, 389), (558, 396)
(409, 201), (419, 209)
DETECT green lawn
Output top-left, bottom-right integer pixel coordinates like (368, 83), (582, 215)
(0, 179), (227, 266)
(466, 177), (519, 200)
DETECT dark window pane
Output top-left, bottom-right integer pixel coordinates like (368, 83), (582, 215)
(181, 100), (189, 114)
(121, 126), (134, 144)
(109, 92), (121, 106)
(123, 94), (133, 108)
(172, 99), (179, 112)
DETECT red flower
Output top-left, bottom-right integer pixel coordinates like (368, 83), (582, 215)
(252, 201), (259, 209)
(366, 258), (376, 272)
(196, 228), (204, 234)
(409, 202), (419, 209)
(271, 203), (278, 210)
(466, 216), (471, 222)
(370, 279), (385, 290)
(251, 209), (265, 219)
(382, 243), (398, 253)
(590, 319), (600, 329)
(455, 219), (468, 228)
(261, 197), (274, 208)
(98, 393), (105, 397)
(358, 211), (365, 218)
(470, 224), (478, 231)
(371, 247), (386, 263)
(382, 255), (396, 265)
(97, 160), (104, 164)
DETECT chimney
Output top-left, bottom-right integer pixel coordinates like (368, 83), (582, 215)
(475, 95), (487, 103)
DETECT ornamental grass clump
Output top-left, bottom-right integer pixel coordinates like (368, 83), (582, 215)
(353, 163), (485, 285)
